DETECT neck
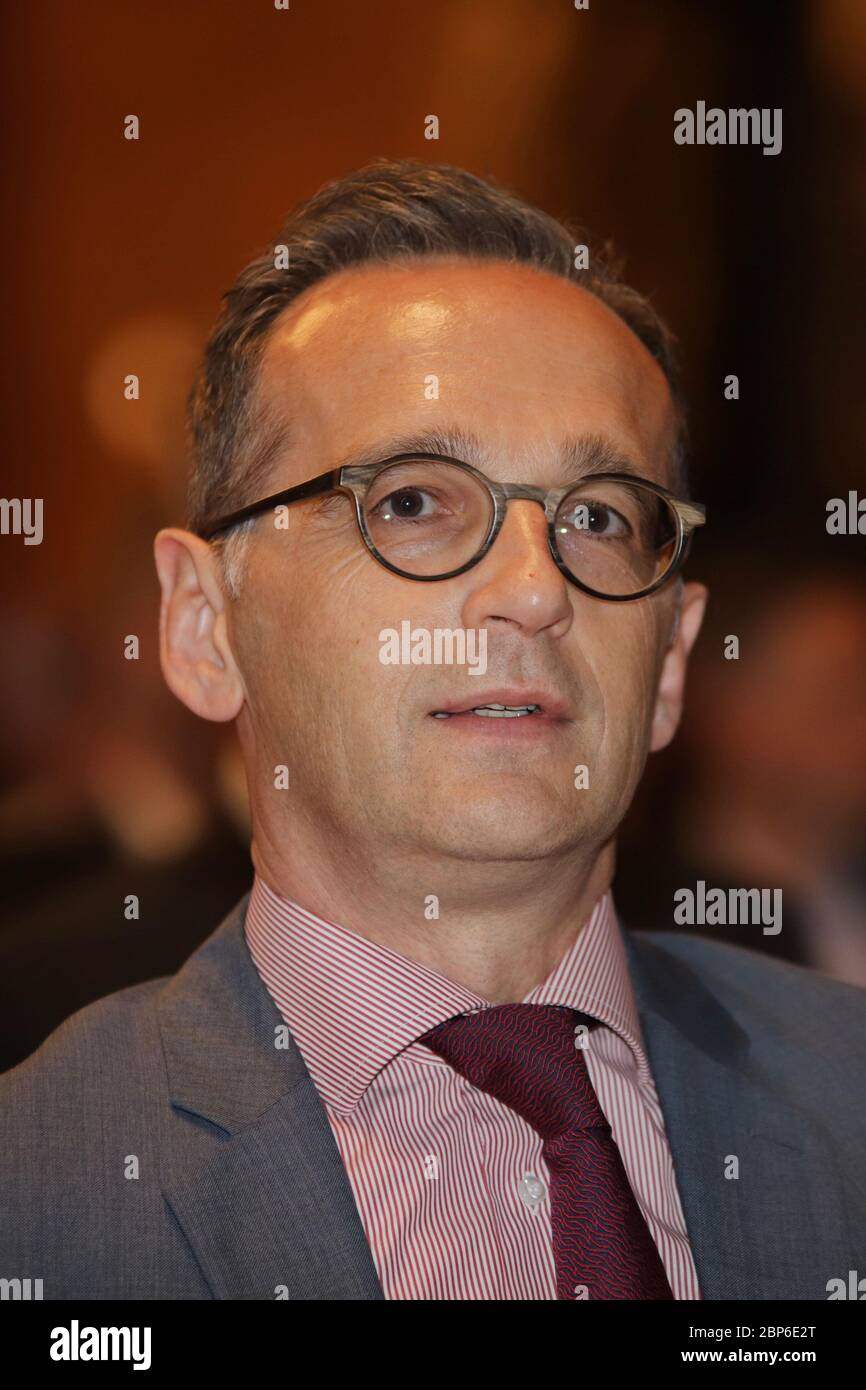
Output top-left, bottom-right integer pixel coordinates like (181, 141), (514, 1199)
(251, 812), (616, 1004)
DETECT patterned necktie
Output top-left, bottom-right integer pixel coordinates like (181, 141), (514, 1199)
(420, 1002), (673, 1300)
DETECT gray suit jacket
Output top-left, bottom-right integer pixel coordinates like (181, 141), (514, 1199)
(1, 895), (864, 1300)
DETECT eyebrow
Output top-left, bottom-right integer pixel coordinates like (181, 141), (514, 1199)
(333, 426), (651, 486)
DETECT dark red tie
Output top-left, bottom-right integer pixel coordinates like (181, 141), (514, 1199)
(420, 1002), (673, 1300)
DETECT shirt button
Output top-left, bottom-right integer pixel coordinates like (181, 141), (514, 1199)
(518, 1173), (547, 1210)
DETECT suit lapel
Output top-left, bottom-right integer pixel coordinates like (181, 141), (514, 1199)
(158, 897), (383, 1300)
(157, 896), (849, 1300)
(624, 930), (850, 1299)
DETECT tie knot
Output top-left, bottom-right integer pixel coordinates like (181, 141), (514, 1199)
(420, 1002), (607, 1141)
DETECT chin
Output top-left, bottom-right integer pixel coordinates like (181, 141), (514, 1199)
(424, 802), (592, 862)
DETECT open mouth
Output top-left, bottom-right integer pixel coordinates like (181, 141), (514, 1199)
(431, 703), (542, 720)
(427, 688), (571, 726)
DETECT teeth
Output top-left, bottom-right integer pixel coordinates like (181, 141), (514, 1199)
(472, 706), (535, 717)
(432, 703), (541, 719)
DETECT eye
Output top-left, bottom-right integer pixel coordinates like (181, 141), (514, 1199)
(371, 488), (446, 521)
(563, 500), (631, 538)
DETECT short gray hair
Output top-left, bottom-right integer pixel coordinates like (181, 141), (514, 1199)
(186, 158), (688, 595)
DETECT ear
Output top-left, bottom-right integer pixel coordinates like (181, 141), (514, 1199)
(153, 528), (245, 723)
(649, 580), (708, 753)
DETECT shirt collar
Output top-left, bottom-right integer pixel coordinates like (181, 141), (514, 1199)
(244, 872), (653, 1115)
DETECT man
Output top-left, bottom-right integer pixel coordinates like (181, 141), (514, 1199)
(1, 160), (864, 1301)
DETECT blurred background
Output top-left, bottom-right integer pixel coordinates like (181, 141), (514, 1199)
(1, 0), (865, 1071)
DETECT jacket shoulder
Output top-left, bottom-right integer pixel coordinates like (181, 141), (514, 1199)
(0, 969), (217, 1299)
(639, 927), (866, 997)
(0, 974), (172, 1097)
(632, 928), (866, 1050)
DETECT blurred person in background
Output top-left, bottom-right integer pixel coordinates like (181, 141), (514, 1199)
(619, 553), (866, 986)
(0, 566), (251, 1073)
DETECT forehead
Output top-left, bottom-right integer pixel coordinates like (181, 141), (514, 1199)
(254, 259), (677, 481)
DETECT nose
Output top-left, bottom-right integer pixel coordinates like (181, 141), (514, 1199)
(460, 499), (574, 639)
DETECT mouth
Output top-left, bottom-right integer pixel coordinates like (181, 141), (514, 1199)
(428, 689), (572, 725)
(431, 702), (541, 720)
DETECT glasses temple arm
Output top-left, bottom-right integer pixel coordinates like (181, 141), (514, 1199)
(197, 469), (339, 539)
(677, 501), (707, 532)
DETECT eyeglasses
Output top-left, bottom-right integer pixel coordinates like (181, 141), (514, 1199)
(198, 453), (706, 602)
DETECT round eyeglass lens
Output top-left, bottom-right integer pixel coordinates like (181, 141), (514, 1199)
(362, 459), (494, 576)
(553, 479), (680, 597)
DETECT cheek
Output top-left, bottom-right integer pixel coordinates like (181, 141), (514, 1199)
(251, 544), (416, 726)
(591, 610), (665, 736)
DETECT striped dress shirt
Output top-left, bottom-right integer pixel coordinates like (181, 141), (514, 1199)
(244, 873), (702, 1300)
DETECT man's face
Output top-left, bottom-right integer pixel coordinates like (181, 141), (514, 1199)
(228, 259), (688, 862)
